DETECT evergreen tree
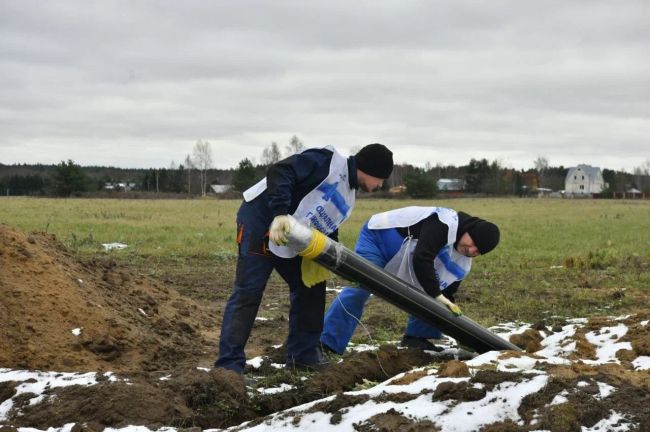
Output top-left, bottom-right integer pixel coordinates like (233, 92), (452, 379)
(232, 158), (257, 192)
(0, 174), (47, 196)
(404, 169), (437, 198)
(51, 160), (89, 197)
(464, 158), (491, 193)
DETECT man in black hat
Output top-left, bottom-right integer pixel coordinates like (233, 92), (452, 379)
(320, 206), (500, 354)
(215, 143), (393, 374)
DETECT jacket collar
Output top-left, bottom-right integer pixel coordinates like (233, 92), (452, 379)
(347, 156), (358, 189)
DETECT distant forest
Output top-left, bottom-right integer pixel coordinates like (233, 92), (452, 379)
(1, 157), (647, 198)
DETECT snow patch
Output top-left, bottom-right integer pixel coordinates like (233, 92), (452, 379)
(581, 410), (632, 431)
(550, 390), (569, 405)
(0, 369), (100, 421)
(584, 324), (632, 365)
(102, 242), (128, 251)
(257, 383), (295, 395)
(595, 382), (616, 399)
(246, 356), (264, 369)
(632, 356), (650, 370)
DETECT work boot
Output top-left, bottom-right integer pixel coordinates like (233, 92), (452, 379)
(399, 335), (444, 352)
(320, 343), (340, 358)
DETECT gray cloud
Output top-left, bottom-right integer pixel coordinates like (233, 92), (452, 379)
(1, 0), (648, 171)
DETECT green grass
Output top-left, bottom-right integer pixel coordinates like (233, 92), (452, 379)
(1, 197), (648, 262)
(1, 196), (649, 329)
(0, 197), (239, 259)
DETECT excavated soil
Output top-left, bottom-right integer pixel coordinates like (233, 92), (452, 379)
(0, 224), (219, 373)
(2, 223), (650, 431)
(0, 225), (453, 429)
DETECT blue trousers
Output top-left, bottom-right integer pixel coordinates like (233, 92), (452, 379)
(215, 202), (326, 373)
(320, 222), (443, 354)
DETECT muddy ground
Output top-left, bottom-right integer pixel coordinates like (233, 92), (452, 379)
(0, 224), (440, 429)
(1, 224), (650, 431)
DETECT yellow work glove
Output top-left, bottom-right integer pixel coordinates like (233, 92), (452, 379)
(435, 294), (463, 316)
(269, 215), (292, 245)
(301, 258), (331, 288)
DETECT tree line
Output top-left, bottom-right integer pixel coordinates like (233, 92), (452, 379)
(2, 137), (649, 198)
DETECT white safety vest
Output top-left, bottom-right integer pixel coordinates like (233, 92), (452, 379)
(369, 207), (472, 293)
(243, 146), (356, 258)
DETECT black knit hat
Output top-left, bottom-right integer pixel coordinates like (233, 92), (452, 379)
(467, 221), (500, 255)
(355, 143), (393, 179)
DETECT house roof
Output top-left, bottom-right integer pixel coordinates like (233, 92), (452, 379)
(566, 164), (602, 181)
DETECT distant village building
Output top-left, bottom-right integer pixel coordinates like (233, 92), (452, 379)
(388, 184), (407, 195)
(533, 187), (553, 198)
(564, 165), (605, 196)
(436, 178), (465, 191)
(104, 182), (136, 191)
(626, 187), (642, 196)
(613, 187), (645, 199)
(210, 184), (234, 194)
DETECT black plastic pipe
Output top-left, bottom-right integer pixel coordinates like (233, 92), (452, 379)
(289, 222), (520, 353)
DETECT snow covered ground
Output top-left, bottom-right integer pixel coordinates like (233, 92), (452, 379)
(2, 317), (648, 432)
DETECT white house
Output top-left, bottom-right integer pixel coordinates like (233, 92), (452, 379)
(565, 165), (605, 195)
(103, 182), (136, 191)
(210, 184), (234, 194)
(436, 178), (465, 191)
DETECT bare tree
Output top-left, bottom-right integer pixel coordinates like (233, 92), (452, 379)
(285, 135), (305, 155)
(184, 154), (194, 195)
(261, 142), (282, 165)
(633, 159), (650, 191)
(534, 156), (549, 188)
(192, 140), (213, 196)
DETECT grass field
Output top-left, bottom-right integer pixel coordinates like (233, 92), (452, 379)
(1, 196), (649, 331)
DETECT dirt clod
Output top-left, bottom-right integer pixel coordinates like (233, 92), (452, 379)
(509, 329), (544, 353)
(437, 360), (470, 378)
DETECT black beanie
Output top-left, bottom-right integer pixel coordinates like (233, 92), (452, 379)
(467, 221), (500, 255)
(355, 143), (394, 179)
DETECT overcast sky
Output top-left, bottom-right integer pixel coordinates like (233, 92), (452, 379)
(1, 1), (649, 171)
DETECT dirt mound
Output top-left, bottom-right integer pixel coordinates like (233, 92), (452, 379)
(7, 368), (255, 430)
(309, 346), (434, 394)
(239, 345), (438, 417)
(0, 224), (218, 372)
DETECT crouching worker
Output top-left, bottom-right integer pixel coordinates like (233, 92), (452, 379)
(215, 143), (393, 374)
(320, 206), (500, 354)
